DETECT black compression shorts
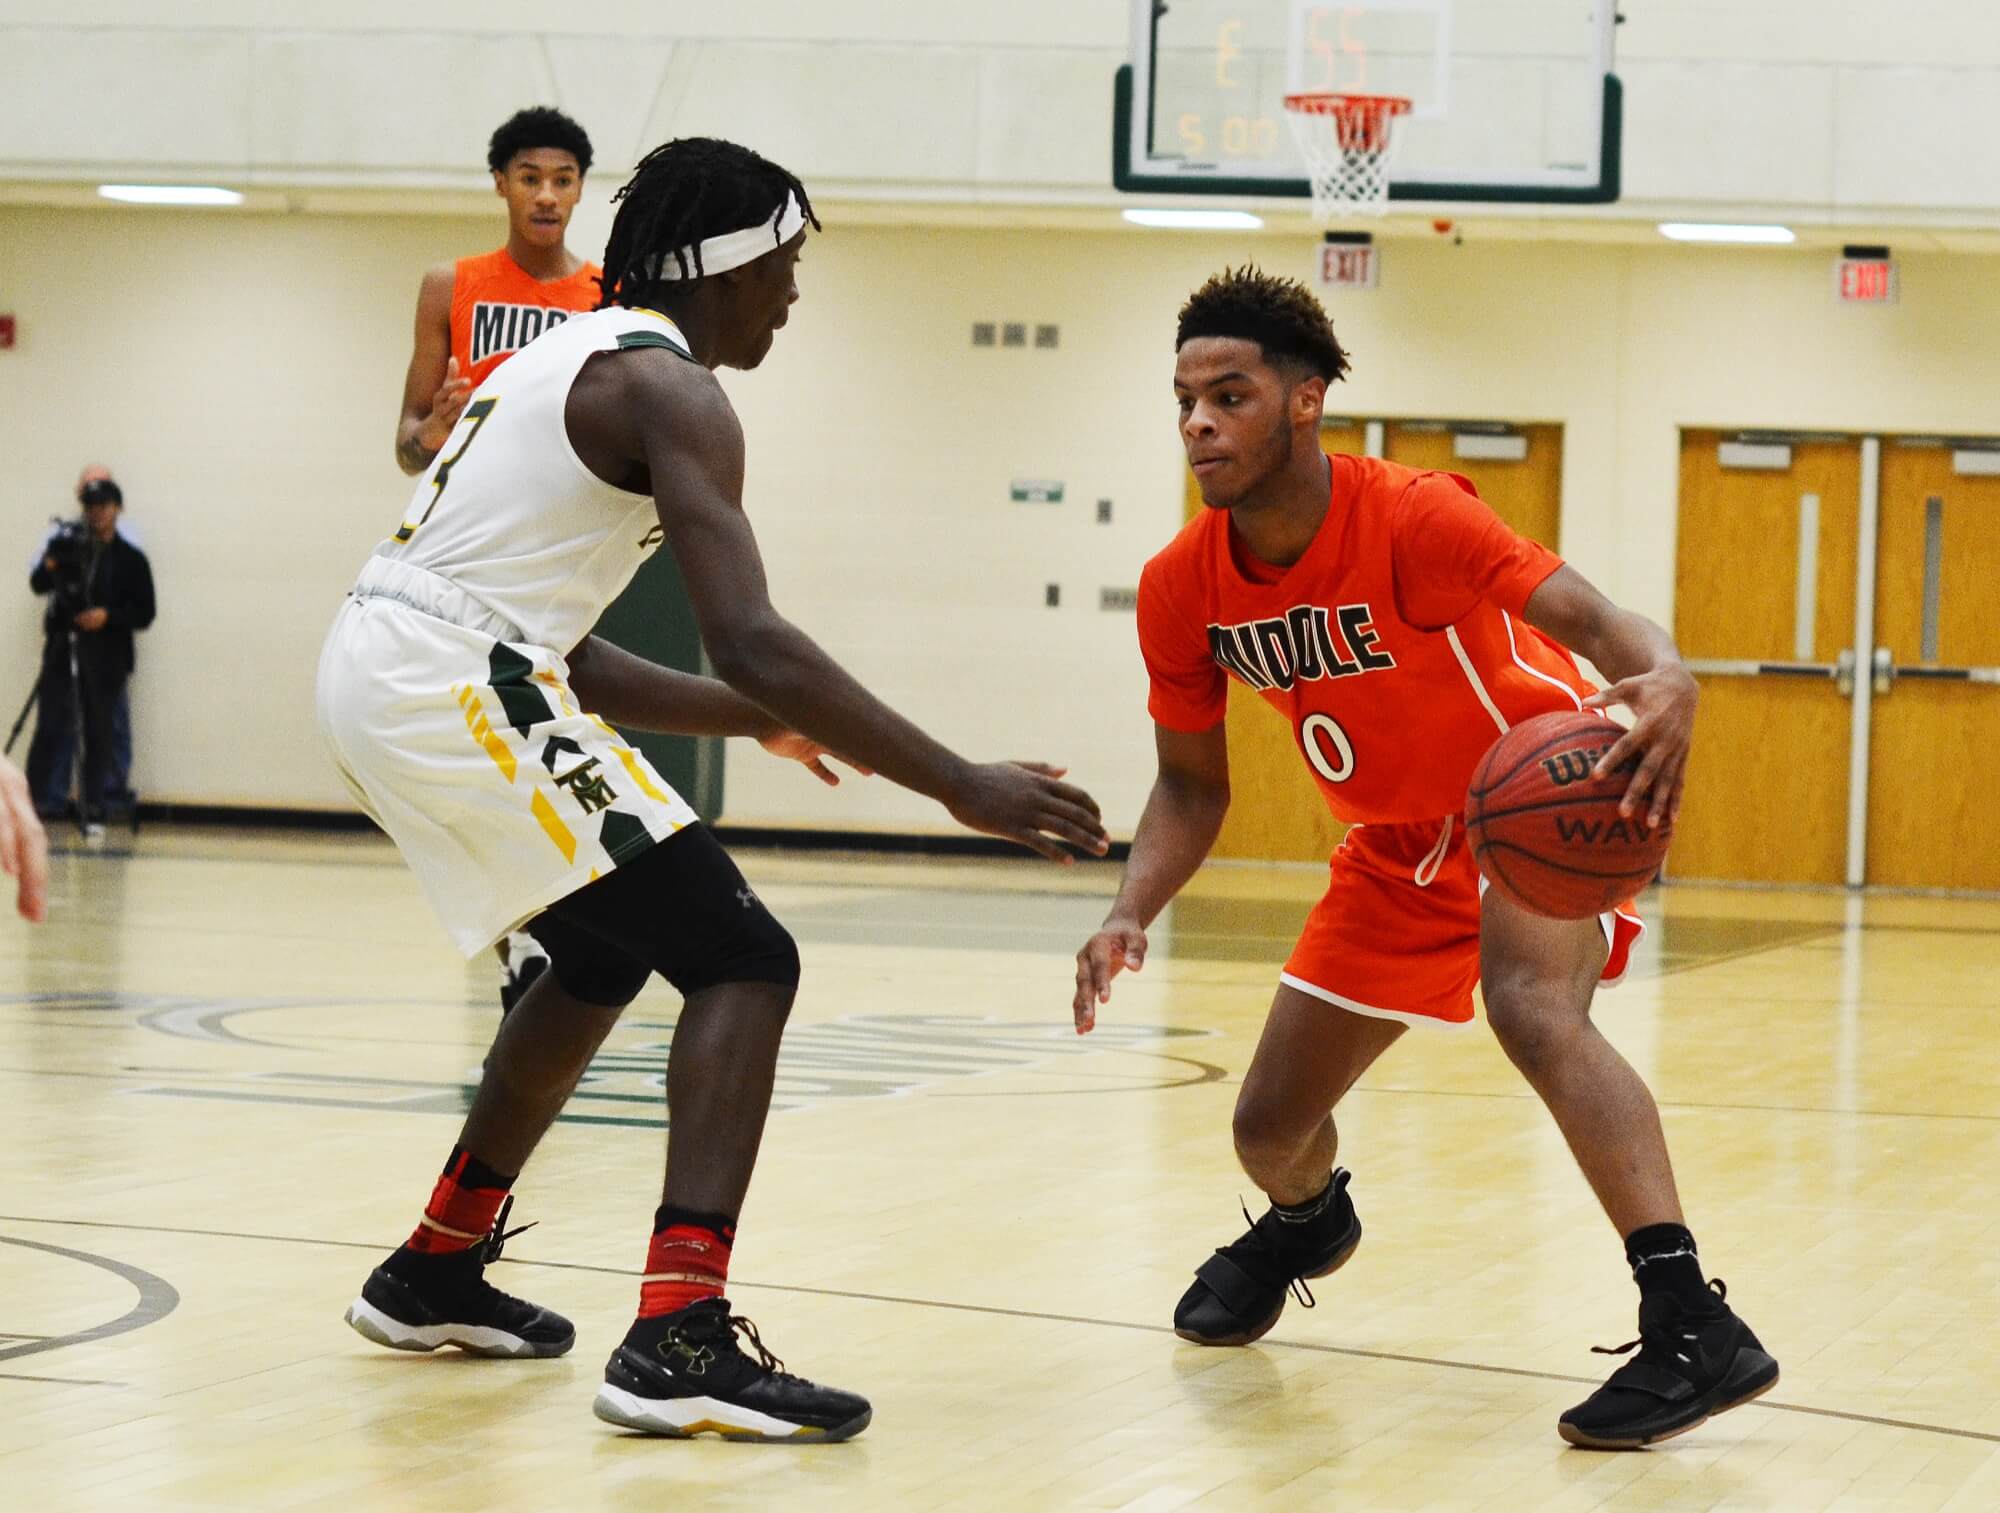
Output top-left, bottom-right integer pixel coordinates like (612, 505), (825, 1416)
(524, 825), (799, 1008)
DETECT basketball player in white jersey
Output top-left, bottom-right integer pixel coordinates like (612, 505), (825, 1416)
(317, 137), (1108, 1442)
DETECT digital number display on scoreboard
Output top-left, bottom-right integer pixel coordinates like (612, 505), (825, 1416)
(1152, 3), (1446, 168)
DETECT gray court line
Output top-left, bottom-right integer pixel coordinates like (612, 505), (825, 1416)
(928, 1052), (1231, 1096)
(3, 1213), (1993, 1446)
(1129, 1071), (2000, 1126)
(1338, 1084), (2000, 1125)
(1647, 927), (1847, 979)
(0, 1234), (180, 1366)
(0, 1058), (1991, 1124)
(0, 1370), (125, 1386)
(1856, 920), (2000, 936)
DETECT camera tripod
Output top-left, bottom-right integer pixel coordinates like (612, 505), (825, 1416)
(5, 627), (139, 840)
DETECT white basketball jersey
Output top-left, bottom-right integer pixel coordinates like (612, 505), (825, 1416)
(354, 306), (695, 653)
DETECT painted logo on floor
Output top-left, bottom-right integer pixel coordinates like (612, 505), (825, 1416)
(1, 994), (1219, 1129)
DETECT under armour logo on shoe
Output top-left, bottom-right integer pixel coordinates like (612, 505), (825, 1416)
(737, 887), (760, 910)
(661, 1336), (716, 1376)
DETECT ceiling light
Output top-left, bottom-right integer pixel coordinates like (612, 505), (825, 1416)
(98, 184), (245, 206)
(1657, 222), (1795, 245)
(1122, 208), (1264, 230)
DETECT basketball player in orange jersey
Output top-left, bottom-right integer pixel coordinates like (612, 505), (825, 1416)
(396, 107), (602, 477)
(1073, 268), (1777, 1449)
(393, 105), (601, 1012)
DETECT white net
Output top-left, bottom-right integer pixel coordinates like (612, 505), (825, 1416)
(1283, 95), (1411, 220)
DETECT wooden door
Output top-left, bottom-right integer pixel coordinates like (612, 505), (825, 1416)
(1866, 445), (2000, 889)
(1383, 423), (1564, 548)
(1669, 432), (1860, 884)
(1203, 423), (1362, 862)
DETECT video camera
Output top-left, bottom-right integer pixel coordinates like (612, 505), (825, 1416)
(42, 519), (95, 628)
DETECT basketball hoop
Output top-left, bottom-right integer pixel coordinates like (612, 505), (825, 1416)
(1282, 93), (1412, 220)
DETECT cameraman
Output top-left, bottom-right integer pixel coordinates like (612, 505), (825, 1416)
(26, 478), (156, 827)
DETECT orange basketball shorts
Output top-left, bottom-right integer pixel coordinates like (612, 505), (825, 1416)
(1280, 816), (1644, 1029)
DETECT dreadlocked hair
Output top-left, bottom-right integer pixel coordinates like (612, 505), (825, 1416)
(1176, 265), (1350, 383)
(597, 137), (820, 309)
(486, 106), (593, 176)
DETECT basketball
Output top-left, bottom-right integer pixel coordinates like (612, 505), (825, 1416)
(1464, 711), (1672, 919)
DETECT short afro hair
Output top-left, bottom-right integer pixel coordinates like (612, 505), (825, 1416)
(487, 107), (594, 177)
(1176, 265), (1350, 384)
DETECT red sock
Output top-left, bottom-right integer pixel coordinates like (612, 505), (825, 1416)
(404, 1146), (515, 1255)
(639, 1205), (735, 1317)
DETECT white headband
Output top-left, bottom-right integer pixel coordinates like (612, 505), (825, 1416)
(647, 192), (808, 281)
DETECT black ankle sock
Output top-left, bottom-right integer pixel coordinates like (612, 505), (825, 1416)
(1273, 1172), (1338, 1224)
(1625, 1222), (1712, 1308)
(654, 1204), (738, 1243)
(447, 1148), (517, 1191)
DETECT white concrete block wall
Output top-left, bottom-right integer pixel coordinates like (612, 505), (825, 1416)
(6, 5), (2000, 219)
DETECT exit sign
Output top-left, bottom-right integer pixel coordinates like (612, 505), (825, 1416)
(1835, 255), (1897, 304)
(1318, 240), (1379, 290)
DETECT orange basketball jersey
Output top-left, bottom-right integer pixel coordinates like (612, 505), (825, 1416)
(1139, 453), (1602, 827)
(449, 249), (604, 391)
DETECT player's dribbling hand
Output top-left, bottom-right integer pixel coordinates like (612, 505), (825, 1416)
(758, 729), (873, 787)
(420, 357), (474, 451)
(946, 761), (1109, 865)
(1073, 918), (1146, 1034)
(0, 755), (49, 923)
(1582, 662), (1699, 829)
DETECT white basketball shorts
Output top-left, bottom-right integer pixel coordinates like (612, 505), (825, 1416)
(316, 592), (697, 956)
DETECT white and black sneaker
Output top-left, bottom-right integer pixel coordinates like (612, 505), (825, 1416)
(496, 931), (551, 1018)
(594, 1298), (872, 1442)
(344, 1200), (574, 1359)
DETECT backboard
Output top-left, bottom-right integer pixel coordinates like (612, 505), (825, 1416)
(1116, 0), (1621, 204)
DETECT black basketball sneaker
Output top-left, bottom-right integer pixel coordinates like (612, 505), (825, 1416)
(1174, 1170), (1362, 1346)
(344, 1200), (574, 1359)
(1558, 1280), (1779, 1448)
(594, 1297), (872, 1442)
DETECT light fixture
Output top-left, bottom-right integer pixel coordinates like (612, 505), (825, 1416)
(98, 184), (245, 206)
(1657, 222), (1795, 245)
(1122, 208), (1264, 230)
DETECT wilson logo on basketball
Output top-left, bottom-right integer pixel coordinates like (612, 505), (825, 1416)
(1540, 746), (1613, 787)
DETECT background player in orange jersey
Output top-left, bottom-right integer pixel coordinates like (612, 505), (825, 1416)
(1072, 267), (1777, 1450)
(394, 106), (601, 479)
(393, 105), (602, 1012)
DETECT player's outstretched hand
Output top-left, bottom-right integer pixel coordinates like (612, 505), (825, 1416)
(1582, 662), (1699, 829)
(759, 729), (873, 787)
(1072, 917), (1146, 1034)
(420, 357), (474, 452)
(946, 761), (1109, 865)
(0, 755), (49, 923)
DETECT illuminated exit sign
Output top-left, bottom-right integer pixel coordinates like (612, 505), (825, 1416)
(1835, 246), (1898, 304)
(1319, 233), (1379, 290)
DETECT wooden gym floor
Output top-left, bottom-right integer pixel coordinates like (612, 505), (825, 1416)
(3, 828), (1997, 1511)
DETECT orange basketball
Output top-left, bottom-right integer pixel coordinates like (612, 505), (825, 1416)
(1464, 711), (1672, 920)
